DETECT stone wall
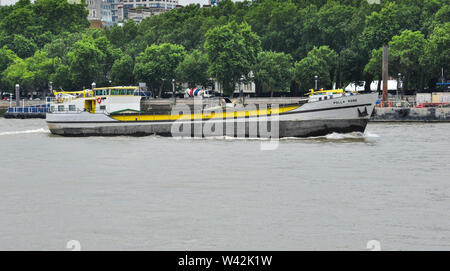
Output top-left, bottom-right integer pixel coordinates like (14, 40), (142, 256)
(371, 107), (450, 122)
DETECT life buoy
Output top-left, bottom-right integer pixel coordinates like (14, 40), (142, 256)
(97, 97), (102, 104)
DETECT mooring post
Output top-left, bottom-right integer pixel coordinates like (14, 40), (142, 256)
(382, 45), (389, 103)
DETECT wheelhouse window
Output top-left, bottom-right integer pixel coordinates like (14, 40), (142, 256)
(58, 105), (65, 112)
(69, 105), (76, 111)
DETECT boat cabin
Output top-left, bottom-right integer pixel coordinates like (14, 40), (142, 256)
(49, 87), (141, 114)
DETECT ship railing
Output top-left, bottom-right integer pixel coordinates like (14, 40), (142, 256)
(7, 105), (49, 113)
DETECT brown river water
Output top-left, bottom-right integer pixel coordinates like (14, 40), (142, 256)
(0, 119), (449, 250)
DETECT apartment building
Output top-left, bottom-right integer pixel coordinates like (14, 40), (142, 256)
(118, 0), (178, 22)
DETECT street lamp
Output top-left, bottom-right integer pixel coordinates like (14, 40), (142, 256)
(314, 75), (318, 90)
(397, 73), (402, 99)
(172, 78), (176, 104)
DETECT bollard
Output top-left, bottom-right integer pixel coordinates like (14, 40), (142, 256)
(15, 84), (20, 107)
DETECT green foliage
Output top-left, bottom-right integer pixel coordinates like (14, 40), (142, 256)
(111, 54), (135, 86)
(66, 35), (106, 88)
(9, 34), (37, 58)
(51, 64), (72, 91)
(2, 58), (34, 91)
(364, 48), (382, 79)
(0, 0), (449, 94)
(389, 30), (427, 75)
(423, 23), (450, 78)
(253, 51), (293, 96)
(204, 21), (261, 95)
(134, 43), (186, 97)
(0, 47), (20, 74)
(293, 46), (337, 90)
(175, 50), (210, 88)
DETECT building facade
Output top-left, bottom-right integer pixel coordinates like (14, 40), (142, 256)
(86, 0), (114, 26)
(118, 0), (178, 22)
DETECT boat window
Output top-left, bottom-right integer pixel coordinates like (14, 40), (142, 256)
(119, 89), (127, 95)
(58, 105), (65, 112)
(69, 105), (76, 111)
(104, 89), (109, 95)
(127, 90), (134, 95)
(51, 106), (55, 112)
(100, 105), (106, 110)
(111, 89), (119, 95)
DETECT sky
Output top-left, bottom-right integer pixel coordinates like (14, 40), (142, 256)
(1, 0), (210, 5)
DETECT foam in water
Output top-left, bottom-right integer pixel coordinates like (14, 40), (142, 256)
(0, 128), (49, 136)
(324, 131), (379, 139)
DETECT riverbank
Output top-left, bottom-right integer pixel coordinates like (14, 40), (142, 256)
(372, 107), (450, 122)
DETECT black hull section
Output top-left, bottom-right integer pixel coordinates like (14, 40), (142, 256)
(48, 119), (369, 138)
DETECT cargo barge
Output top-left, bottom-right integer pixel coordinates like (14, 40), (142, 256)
(45, 87), (378, 138)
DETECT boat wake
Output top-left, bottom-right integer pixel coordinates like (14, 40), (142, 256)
(0, 128), (50, 136)
(170, 132), (380, 142)
(324, 131), (379, 140)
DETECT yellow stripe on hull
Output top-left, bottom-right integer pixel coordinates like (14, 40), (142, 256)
(110, 105), (300, 122)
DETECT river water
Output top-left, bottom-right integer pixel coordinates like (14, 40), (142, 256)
(0, 119), (449, 250)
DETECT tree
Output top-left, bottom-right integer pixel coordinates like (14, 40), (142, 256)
(50, 64), (72, 91)
(0, 47), (20, 74)
(9, 34), (37, 59)
(0, 47), (20, 91)
(204, 21), (261, 95)
(261, 1), (301, 57)
(293, 46), (337, 91)
(311, 1), (360, 51)
(361, 2), (408, 51)
(423, 23), (450, 84)
(66, 36), (106, 89)
(389, 30), (427, 92)
(364, 48), (382, 92)
(340, 45), (368, 89)
(175, 50), (210, 88)
(111, 54), (135, 86)
(2, 58), (34, 94)
(253, 51), (293, 97)
(134, 43), (186, 98)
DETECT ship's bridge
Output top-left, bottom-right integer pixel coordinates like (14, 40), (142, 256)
(49, 86), (141, 114)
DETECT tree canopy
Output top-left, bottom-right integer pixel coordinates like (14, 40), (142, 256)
(0, 0), (449, 96)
